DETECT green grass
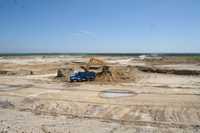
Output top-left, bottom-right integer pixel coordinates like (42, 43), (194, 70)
(174, 56), (200, 61)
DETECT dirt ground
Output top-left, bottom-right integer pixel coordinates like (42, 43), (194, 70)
(0, 55), (200, 133)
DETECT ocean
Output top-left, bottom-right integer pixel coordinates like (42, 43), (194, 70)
(0, 53), (200, 57)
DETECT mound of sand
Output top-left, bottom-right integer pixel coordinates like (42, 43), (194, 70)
(95, 65), (136, 82)
(88, 57), (105, 65)
(57, 58), (136, 82)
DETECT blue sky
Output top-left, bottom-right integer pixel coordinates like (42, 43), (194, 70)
(0, 0), (200, 53)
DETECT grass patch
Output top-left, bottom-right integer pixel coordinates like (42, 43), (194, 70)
(174, 56), (200, 61)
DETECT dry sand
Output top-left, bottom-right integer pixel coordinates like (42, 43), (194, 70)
(0, 55), (200, 133)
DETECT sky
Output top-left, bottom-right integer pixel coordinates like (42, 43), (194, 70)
(0, 0), (200, 53)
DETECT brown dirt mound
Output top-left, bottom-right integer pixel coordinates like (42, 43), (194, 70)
(57, 63), (83, 77)
(95, 65), (136, 82)
(88, 57), (105, 65)
(136, 66), (200, 75)
(57, 58), (137, 83)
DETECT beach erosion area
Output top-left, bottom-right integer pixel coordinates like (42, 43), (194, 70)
(0, 55), (200, 133)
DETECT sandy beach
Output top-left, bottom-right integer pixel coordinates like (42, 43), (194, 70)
(0, 55), (200, 132)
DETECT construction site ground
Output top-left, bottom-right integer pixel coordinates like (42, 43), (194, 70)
(0, 55), (200, 133)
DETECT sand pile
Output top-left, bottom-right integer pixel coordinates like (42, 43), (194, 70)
(95, 65), (136, 82)
(57, 57), (136, 82)
(136, 65), (200, 75)
(87, 58), (136, 82)
(56, 64), (76, 78)
(88, 57), (105, 65)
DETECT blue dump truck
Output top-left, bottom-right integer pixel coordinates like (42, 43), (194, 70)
(70, 71), (96, 82)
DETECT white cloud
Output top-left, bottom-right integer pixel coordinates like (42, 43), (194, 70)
(71, 30), (95, 39)
(71, 30), (96, 39)
(79, 30), (93, 35)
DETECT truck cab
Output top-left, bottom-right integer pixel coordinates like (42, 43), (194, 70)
(70, 71), (96, 82)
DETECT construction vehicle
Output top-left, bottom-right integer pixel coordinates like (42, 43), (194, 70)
(69, 71), (96, 82)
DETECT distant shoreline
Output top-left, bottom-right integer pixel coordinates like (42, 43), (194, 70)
(0, 53), (200, 57)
